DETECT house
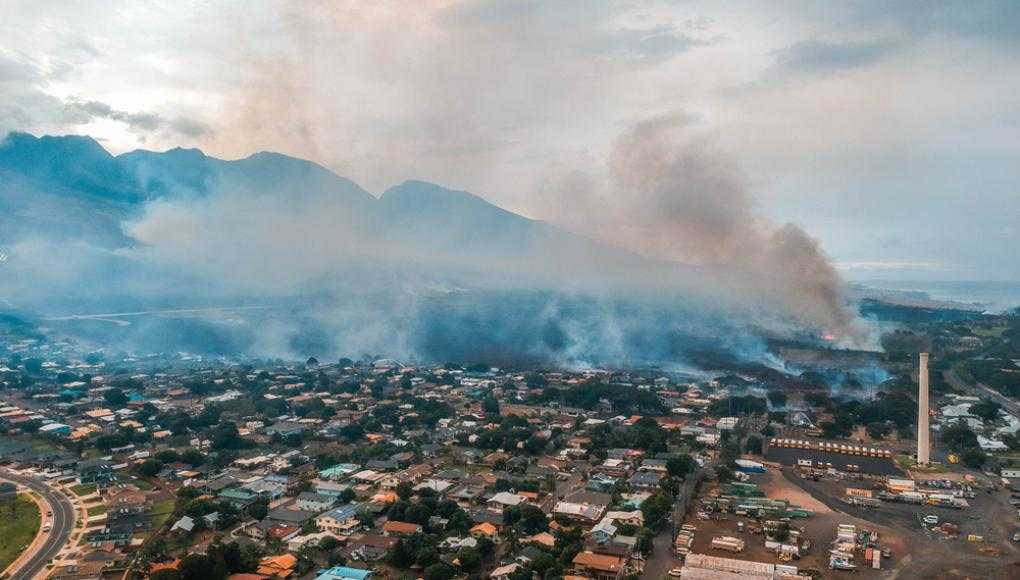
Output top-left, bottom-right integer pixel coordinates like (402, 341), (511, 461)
(525, 532), (557, 549)
(265, 506), (317, 527)
(470, 522), (499, 541)
(487, 491), (527, 510)
(382, 521), (422, 537)
(77, 459), (114, 485)
(572, 551), (625, 580)
(296, 492), (337, 513)
(349, 534), (397, 561)
(314, 479), (352, 498)
(515, 546), (547, 566)
(315, 566), (373, 580)
(219, 487), (260, 509)
(490, 563), (522, 580)
(414, 479), (454, 494)
(553, 501), (605, 524)
(604, 510), (644, 527)
(589, 520), (617, 544)
(316, 504), (361, 535)
(257, 555), (298, 579)
(266, 422), (305, 438)
(627, 472), (663, 490)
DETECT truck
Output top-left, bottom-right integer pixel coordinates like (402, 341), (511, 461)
(711, 536), (745, 553)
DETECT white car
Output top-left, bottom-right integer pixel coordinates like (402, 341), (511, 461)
(922, 514), (939, 525)
(668, 567), (684, 577)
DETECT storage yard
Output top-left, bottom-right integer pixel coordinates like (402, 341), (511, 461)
(675, 450), (1020, 579)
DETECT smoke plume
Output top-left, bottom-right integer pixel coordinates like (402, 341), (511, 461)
(548, 113), (869, 346)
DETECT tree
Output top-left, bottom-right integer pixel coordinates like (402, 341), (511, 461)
(181, 449), (206, 466)
(970, 399), (1001, 423)
(961, 448), (987, 469)
(636, 527), (655, 555)
(179, 554), (226, 580)
(640, 492), (673, 529)
(424, 563), (455, 580)
(666, 455), (694, 479)
(246, 502), (268, 521)
(518, 504), (549, 534)
(940, 423), (978, 452)
(136, 459), (163, 477)
(339, 487), (356, 503)
(150, 571), (181, 580)
(104, 388), (129, 407)
(744, 435), (763, 455)
(482, 396), (500, 415)
(476, 536), (495, 557)
(396, 481), (414, 500)
(866, 421), (892, 439)
(457, 547), (481, 571)
(772, 522), (791, 542)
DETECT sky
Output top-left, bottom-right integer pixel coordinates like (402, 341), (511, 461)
(1, 0), (1018, 282)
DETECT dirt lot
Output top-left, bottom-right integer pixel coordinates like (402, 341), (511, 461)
(772, 469), (1020, 579)
(680, 468), (1020, 579)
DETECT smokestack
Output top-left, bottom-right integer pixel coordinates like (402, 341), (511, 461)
(917, 352), (930, 466)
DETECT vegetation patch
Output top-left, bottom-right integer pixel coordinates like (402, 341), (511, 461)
(0, 494), (41, 572)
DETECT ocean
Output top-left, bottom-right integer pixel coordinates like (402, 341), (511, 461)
(861, 280), (1020, 313)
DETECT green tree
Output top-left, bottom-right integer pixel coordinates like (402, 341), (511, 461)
(640, 492), (673, 529)
(744, 435), (763, 455)
(970, 399), (1001, 423)
(961, 448), (987, 468)
(104, 388), (129, 407)
(666, 455), (694, 479)
(482, 396), (501, 415)
(424, 563), (455, 580)
(457, 547), (481, 571)
(940, 423), (979, 452)
(136, 459), (163, 477)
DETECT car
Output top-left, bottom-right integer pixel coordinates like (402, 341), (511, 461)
(922, 514), (939, 525)
(668, 567), (684, 577)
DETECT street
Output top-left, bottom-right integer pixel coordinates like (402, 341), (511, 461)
(0, 469), (76, 580)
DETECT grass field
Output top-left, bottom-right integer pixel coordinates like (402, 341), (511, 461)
(87, 504), (107, 516)
(144, 498), (176, 537)
(0, 494), (41, 572)
(70, 484), (97, 496)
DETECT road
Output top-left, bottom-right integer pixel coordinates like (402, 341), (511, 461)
(0, 469), (76, 580)
(944, 368), (1020, 416)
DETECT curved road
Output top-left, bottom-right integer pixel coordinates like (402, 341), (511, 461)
(1, 469), (76, 580)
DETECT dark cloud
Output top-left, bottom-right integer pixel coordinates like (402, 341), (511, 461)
(0, 52), (67, 133)
(773, 39), (899, 74)
(64, 99), (211, 139)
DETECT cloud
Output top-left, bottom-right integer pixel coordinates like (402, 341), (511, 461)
(64, 99), (212, 139)
(772, 39), (899, 74)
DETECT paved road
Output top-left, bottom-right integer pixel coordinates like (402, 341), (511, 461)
(1, 469), (76, 580)
(944, 368), (1020, 416)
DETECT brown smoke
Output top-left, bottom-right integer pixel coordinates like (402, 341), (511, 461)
(553, 112), (865, 344)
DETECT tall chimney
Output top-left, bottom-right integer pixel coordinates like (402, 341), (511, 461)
(917, 352), (930, 466)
